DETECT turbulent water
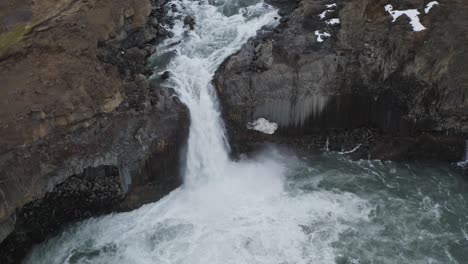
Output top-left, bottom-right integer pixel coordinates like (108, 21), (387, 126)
(151, 0), (279, 184)
(24, 0), (468, 263)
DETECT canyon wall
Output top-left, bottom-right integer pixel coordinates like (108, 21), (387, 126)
(0, 0), (189, 260)
(215, 0), (467, 160)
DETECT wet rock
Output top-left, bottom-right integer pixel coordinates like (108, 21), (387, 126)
(367, 134), (465, 162)
(157, 24), (174, 38)
(121, 27), (158, 49)
(143, 43), (156, 55)
(0, 166), (123, 263)
(279, 16), (290, 23)
(161, 71), (171, 80)
(184, 15), (196, 30)
(171, 4), (178, 12)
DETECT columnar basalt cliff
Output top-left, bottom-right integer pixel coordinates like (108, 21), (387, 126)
(0, 0), (188, 261)
(214, 0), (468, 161)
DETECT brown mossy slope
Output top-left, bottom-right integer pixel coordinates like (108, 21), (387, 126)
(0, 0), (188, 255)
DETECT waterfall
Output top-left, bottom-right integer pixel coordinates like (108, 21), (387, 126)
(24, 2), (377, 263)
(156, 0), (278, 185)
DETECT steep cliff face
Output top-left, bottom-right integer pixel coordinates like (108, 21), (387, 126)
(214, 0), (467, 160)
(0, 0), (189, 255)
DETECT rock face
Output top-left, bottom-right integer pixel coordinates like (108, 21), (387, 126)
(214, 0), (467, 160)
(0, 166), (123, 262)
(0, 0), (189, 259)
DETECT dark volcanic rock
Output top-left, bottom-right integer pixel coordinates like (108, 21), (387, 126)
(0, 166), (123, 263)
(184, 15), (196, 30)
(0, 0), (189, 260)
(214, 0), (468, 161)
(161, 70), (171, 80)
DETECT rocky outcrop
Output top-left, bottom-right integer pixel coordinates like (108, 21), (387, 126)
(214, 0), (467, 161)
(0, 0), (189, 259)
(0, 166), (123, 262)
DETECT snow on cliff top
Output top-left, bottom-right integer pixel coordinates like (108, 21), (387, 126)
(326, 18), (340, 25)
(385, 2), (439, 32)
(425, 1), (439, 14)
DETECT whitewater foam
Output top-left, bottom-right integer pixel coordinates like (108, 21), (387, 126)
(156, 0), (278, 185)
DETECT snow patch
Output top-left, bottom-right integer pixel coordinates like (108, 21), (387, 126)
(319, 10), (333, 19)
(325, 3), (337, 9)
(315, 30), (331, 42)
(326, 18), (340, 25)
(384, 5), (426, 32)
(425, 1), (439, 14)
(247, 118), (278, 134)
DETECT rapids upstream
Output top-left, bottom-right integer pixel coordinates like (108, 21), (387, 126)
(24, 0), (468, 263)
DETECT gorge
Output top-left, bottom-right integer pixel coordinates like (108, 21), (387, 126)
(0, 0), (467, 263)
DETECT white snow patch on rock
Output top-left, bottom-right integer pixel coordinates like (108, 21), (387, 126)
(425, 1), (439, 14)
(247, 118), (278, 134)
(318, 9), (333, 19)
(325, 3), (337, 8)
(384, 4), (426, 32)
(326, 18), (340, 25)
(314, 30), (331, 42)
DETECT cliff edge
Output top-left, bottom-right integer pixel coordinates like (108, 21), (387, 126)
(0, 0), (188, 261)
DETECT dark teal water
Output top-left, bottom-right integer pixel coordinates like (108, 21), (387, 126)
(287, 153), (468, 264)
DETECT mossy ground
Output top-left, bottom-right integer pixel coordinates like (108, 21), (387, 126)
(0, 24), (32, 57)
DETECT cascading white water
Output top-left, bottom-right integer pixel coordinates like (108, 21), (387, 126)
(157, 0), (280, 184)
(25, 2), (370, 263)
(24, 1), (468, 263)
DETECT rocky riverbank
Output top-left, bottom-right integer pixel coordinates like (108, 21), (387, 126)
(214, 0), (467, 164)
(0, 0), (189, 262)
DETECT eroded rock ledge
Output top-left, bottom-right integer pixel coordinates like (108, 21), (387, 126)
(0, 0), (189, 261)
(214, 0), (467, 162)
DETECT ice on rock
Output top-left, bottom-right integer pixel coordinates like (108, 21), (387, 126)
(425, 1), (439, 14)
(319, 3), (338, 20)
(319, 10), (333, 19)
(384, 4), (426, 32)
(247, 118), (278, 134)
(326, 18), (340, 25)
(315, 30), (331, 42)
